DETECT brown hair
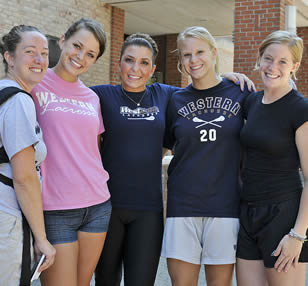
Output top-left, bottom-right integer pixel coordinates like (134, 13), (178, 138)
(0, 25), (44, 73)
(120, 33), (158, 64)
(64, 18), (107, 60)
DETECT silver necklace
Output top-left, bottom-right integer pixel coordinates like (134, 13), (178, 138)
(121, 86), (146, 107)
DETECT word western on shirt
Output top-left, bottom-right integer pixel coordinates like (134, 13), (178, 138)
(178, 96), (241, 119)
(35, 91), (97, 116)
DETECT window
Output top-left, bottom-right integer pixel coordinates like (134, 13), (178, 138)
(46, 35), (61, 68)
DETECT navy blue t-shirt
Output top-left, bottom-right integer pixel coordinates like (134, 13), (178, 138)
(164, 79), (249, 218)
(90, 83), (178, 212)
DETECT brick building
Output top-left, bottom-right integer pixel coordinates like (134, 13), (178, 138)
(0, 0), (307, 96)
(107, 0), (308, 96)
(0, 0), (111, 86)
(233, 0), (308, 94)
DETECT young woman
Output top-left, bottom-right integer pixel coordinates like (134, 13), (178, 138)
(92, 32), (252, 286)
(92, 33), (177, 286)
(161, 26), (251, 286)
(31, 18), (111, 286)
(0, 25), (55, 285)
(236, 30), (308, 286)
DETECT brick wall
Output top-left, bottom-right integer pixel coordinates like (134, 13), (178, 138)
(297, 27), (308, 97)
(165, 34), (188, 88)
(0, 0), (111, 87)
(109, 6), (125, 85)
(152, 35), (166, 81)
(233, 0), (295, 90)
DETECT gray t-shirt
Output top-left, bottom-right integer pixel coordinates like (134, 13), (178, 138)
(0, 79), (46, 217)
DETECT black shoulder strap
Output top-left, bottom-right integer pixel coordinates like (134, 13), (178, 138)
(0, 87), (33, 164)
(0, 87), (32, 285)
(20, 214), (31, 286)
(0, 147), (9, 163)
(0, 87), (33, 105)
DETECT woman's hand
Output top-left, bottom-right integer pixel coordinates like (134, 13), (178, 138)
(272, 234), (303, 273)
(222, 72), (256, 92)
(34, 238), (56, 272)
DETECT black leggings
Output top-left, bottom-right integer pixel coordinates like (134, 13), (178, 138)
(95, 208), (164, 286)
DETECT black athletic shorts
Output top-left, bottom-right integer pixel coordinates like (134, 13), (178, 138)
(236, 194), (308, 268)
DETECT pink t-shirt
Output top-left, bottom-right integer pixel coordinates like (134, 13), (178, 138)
(32, 69), (110, 210)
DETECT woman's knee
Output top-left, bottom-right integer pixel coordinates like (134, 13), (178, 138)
(205, 264), (234, 286)
(167, 258), (200, 286)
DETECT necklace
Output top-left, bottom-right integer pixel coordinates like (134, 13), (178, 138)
(121, 86), (147, 107)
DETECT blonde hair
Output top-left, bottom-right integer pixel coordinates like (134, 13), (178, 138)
(177, 26), (219, 74)
(256, 30), (303, 80)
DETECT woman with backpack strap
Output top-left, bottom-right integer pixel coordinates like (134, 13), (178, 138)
(0, 25), (55, 286)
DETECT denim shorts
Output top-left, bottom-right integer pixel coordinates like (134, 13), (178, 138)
(44, 200), (112, 244)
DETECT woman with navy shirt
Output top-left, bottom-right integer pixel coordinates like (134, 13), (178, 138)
(92, 33), (177, 286)
(162, 26), (250, 286)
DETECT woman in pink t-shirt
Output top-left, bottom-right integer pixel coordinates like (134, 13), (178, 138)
(31, 18), (111, 286)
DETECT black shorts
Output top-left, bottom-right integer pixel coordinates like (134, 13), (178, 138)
(236, 195), (308, 268)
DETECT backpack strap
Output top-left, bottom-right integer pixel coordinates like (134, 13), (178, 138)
(0, 87), (32, 105)
(20, 214), (31, 286)
(0, 173), (13, 188)
(0, 87), (33, 164)
(0, 87), (33, 286)
(0, 148), (9, 165)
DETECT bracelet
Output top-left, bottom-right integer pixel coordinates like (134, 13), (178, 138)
(288, 228), (307, 243)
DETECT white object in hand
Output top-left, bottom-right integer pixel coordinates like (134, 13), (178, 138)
(31, 254), (46, 282)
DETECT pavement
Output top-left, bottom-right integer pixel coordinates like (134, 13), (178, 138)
(33, 257), (308, 285)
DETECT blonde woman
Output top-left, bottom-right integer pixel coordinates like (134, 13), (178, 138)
(162, 26), (250, 286)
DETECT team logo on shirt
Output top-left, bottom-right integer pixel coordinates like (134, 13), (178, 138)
(35, 124), (41, 134)
(177, 97), (242, 143)
(192, 115), (225, 128)
(120, 105), (160, 121)
(35, 92), (98, 117)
